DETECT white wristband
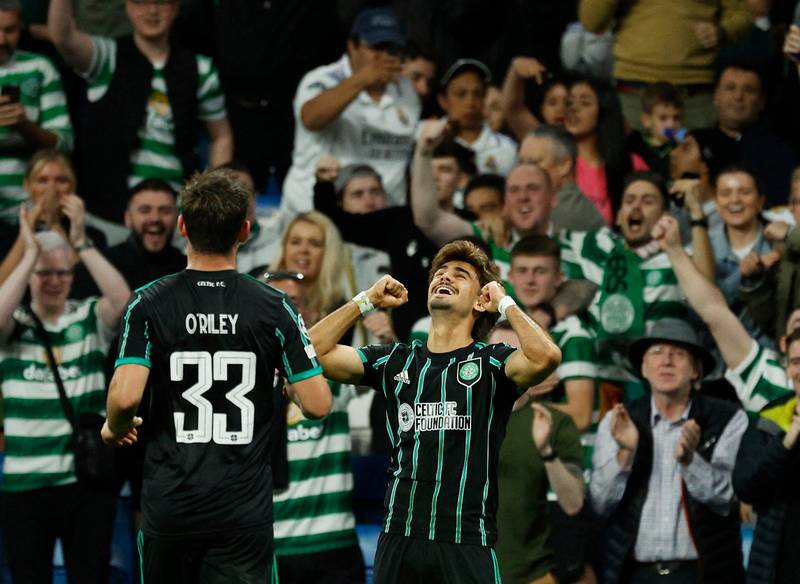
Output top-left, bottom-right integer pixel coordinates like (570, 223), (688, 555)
(353, 291), (374, 315)
(498, 296), (517, 318)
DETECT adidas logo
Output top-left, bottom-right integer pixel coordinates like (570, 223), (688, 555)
(393, 370), (410, 384)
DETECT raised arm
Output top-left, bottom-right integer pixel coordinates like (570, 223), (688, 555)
(206, 117), (234, 169)
(48, 0), (95, 75)
(673, 179), (715, 281)
(301, 53), (401, 131)
(532, 403), (585, 515)
(653, 214), (752, 369)
(500, 57), (546, 141)
(485, 283), (561, 388)
(61, 195), (130, 330)
(308, 275), (408, 384)
(0, 207), (39, 339)
(411, 120), (474, 246)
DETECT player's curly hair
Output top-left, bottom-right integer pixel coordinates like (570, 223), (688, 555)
(429, 239), (502, 341)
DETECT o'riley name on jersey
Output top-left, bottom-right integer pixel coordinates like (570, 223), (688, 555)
(185, 313), (239, 335)
(398, 401), (472, 432)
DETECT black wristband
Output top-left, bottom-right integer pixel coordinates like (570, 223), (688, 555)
(689, 217), (708, 229)
(540, 449), (558, 462)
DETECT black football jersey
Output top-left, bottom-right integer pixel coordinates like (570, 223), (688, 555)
(116, 270), (321, 536)
(358, 339), (521, 547)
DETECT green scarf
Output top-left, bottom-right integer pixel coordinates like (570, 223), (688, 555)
(596, 240), (646, 341)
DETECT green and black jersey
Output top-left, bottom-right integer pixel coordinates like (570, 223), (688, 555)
(116, 270), (321, 537)
(357, 339), (520, 547)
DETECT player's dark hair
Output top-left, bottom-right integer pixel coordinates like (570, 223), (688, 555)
(641, 81), (683, 114)
(429, 239), (502, 341)
(180, 169), (250, 254)
(510, 235), (561, 262)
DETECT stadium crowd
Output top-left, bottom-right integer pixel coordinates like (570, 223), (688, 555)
(3, 0), (800, 582)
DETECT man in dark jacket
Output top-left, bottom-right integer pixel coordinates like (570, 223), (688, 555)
(733, 327), (800, 584)
(71, 178), (184, 298)
(590, 319), (748, 584)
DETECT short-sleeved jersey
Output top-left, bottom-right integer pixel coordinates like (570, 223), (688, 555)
(116, 270), (322, 536)
(725, 339), (793, 413)
(281, 53), (421, 215)
(357, 339), (520, 547)
(455, 123), (517, 176)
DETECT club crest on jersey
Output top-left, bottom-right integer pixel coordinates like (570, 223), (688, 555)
(457, 358), (482, 388)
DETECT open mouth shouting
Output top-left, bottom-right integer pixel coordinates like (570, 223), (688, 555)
(433, 283), (456, 297)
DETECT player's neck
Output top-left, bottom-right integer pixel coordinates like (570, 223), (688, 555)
(186, 249), (237, 272)
(426, 313), (475, 353)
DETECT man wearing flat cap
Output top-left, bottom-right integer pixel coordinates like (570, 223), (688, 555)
(590, 319), (748, 584)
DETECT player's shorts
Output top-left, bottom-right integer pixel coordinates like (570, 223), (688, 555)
(138, 524), (276, 584)
(276, 543), (366, 584)
(373, 532), (502, 584)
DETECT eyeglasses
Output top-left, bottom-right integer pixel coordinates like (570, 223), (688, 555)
(644, 344), (691, 361)
(33, 269), (73, 280)
(262, 271), (304, 284)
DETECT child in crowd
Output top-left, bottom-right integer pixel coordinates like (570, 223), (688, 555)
(629, 82), (685, 178)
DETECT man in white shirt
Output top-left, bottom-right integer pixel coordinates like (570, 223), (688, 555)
(281, 7), (421, 216)
(437, 59), (517, 176)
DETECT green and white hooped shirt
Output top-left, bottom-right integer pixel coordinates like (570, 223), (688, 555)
(84, 37), (226, 193)
(725, 340), (793, 413)
(273, 381), (358, 556)
(0, 298), (113, 492)
(0, 50), (73, 219)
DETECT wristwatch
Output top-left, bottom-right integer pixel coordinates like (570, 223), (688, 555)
(75, 238), (95, 253)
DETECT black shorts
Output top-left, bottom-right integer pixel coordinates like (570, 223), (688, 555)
(276, 544), (366, 584)
(138, 525), (276, 584)
(373, 532), (502, 584)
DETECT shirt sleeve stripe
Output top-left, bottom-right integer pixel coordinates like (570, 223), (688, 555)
(115, 357), (151, 369)
(287, 366), (324, 384)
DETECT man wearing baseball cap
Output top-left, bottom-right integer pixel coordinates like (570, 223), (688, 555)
(281, 7), (421, 217)
(590, 319), (747, 584)
(437, 58), (517, 176)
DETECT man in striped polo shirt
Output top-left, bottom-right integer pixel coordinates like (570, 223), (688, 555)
(653, 212), (795, 411)
(0, 0), (73, 222)
(309, 240), (561, 584)
(0, 200), (131, 582)
(48, 0), (233, 243)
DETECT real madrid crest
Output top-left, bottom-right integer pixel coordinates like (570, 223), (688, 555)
(456, 358), (482, 389)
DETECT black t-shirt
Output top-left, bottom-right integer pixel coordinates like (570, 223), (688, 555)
(116, 269), (322, 536)
(358, 339), (520, 546)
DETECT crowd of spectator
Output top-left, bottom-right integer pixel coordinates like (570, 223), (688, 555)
(4, 0), (800, 582)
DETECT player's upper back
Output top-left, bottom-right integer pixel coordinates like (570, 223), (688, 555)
(121, 270), (294, 365)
